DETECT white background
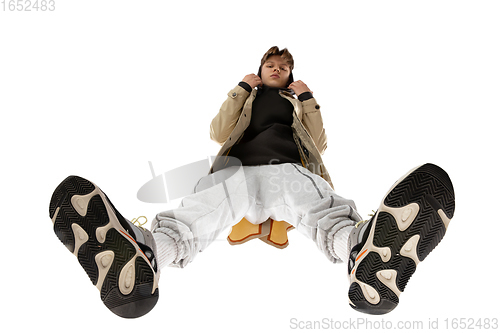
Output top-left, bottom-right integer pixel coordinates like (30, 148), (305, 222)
(1, 0), (499, 332)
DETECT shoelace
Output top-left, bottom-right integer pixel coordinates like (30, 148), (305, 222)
(355, 210), (376, 228)
(129, 216), (158, 271)
(348, 210), (376, 275)
(130, 216), (148, 230)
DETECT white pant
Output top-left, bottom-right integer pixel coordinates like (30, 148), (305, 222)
(151, 163), (362, 267)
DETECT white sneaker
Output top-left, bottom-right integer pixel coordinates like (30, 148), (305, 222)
(347, 163), (455, 314)
(49, 175), (159, 318)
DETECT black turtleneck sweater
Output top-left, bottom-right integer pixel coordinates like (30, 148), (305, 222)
(226, 83), (312, 167)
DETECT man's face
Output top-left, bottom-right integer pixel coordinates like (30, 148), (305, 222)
(260, 55), (291, 88)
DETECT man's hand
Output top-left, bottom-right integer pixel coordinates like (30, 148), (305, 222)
(288, 80), (313, 96)
(242, 74), (262, 89)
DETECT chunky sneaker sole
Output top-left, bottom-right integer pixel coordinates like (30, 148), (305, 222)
(347, 163), (455, 315)
(49, 175), (159, 318)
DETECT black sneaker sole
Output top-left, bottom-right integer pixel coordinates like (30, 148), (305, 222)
(347, 163), (455, 315)
(49, 175), (159, 318)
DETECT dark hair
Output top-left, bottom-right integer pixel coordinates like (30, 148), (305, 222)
(257, 46), (294, 86)
(260, 46), (294, 70)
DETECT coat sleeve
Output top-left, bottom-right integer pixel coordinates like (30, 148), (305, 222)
(210, 85), (251, 145)
(300, 97), (327, 155)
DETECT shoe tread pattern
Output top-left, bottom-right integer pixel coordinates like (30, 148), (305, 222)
(349, 164), (455, 315)
(383, 163), (455, 260)
(49, 176), (158, 318)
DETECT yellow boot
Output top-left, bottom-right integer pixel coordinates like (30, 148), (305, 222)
(259, 220), (294, 249)
(227, 218), (271, 245)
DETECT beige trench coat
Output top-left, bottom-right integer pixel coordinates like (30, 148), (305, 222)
(209, 84), (333, 189)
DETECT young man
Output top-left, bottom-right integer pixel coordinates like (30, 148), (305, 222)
(49, 46), (455, 318)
